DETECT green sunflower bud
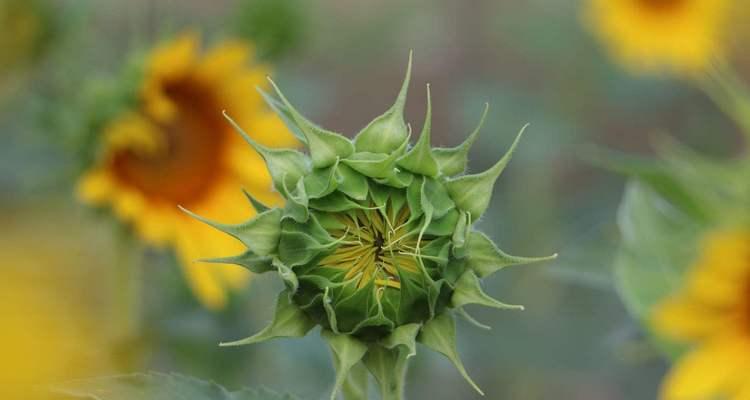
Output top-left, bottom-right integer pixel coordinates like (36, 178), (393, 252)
(186, 53), (557, 400)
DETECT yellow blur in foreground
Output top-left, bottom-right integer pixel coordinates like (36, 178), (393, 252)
(651, 230), (750, 400)
(0, 208), (117, 399)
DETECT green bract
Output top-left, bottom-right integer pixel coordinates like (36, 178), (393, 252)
(186, 54), (556, 400)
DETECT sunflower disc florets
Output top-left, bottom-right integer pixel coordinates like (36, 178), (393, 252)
(186, 54), (556, 400)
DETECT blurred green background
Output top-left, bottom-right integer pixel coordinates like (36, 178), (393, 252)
(2, 0), (745, 399)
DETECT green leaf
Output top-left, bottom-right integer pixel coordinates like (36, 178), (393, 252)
(614, 182), (703, 321)
(268, 78), (354, 168)
(224, 111), (310, 192)
(321, 331), (369, 400)
(396, 84), (439, 177)
(451, 270), (523, 310)
(418, 313), (483, 396)
(466, 231), (556, 278)
(181, 207), (282, 256)
(364, 324), (420, 400)
(220, 291), (314, 347)
(433, 103), (488, 177)
(56, 372), (299, 400)
(282, 175), (309, 223)
(445, 123), (527, 220)
(304, 163), (339, 199)
(455, 307), (491, 330)
(354, 52), (412, 154)
(200, 250), (274, 274)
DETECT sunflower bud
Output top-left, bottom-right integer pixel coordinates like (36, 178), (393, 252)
(186, 53), (556, 400)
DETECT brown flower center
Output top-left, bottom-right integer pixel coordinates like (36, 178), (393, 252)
(110, 79), (226, 205)
(636, 0), (686, 12)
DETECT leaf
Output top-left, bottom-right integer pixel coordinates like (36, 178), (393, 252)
(396, 84), (439, 177)
(613, 182), (704, 321)
(224, 111), (310, 192)
(321, 331), (369, 400)
(57, 372), (299, 400)
(341, 362), (369, 400)
(466, 231), (556, 278)
(220, 291), (314, 346)
(445, 124), (527, 220)
(417, 313), (483, 396)
(268, 78), (354, 168)
(181, 207), (282, 256)
(354, 52), (412, 154)
(343, 136), (409, 179)
(451, 270), (523, 310)
(420, 177), (454, 220)
(433, 103), (488, 177)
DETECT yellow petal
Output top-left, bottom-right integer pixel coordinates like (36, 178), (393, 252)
(660, 335), (750, 400)
(76, 170), (114, 204)
(196, 40), (253, 82)
(651, 295), (736, 342)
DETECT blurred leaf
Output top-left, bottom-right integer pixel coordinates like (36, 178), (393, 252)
(231, 0), (309, 60)
(57, 372), (298, 400)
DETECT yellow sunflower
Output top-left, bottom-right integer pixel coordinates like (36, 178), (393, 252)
(77, 33), (297, 309)
(651, 230), (750, 400)
(585, 0), (730, 74)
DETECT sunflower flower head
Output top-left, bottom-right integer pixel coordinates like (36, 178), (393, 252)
(77, 33), (297, 309)
(651, 229), (750, 400)
(585, 0), (730, 75)
(187, 54), (557, 399)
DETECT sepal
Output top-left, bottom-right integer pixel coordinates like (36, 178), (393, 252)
(451, 270), (523, 310)
(180, 207), (282, 256)
(417, 312), (483, 395)
(321, 331), (369, 400)
(446, 123), (527, 220)
(466, 231), (557, 278)
(396, 85), (439, 177)
(433, 103), (488, 177)
(220, 291), (315, 347)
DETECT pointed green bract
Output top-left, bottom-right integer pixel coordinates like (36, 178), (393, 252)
(186, 56), (555, 399)
(446, 123), (528, 220)
(354, 52), (412, 154)
(467, 231), (557, 278)
(433, 103), (488, 177)
(268, 79), (354, 168)
(220, 292), (315, 347)
(452, 270), (524, 310)
(322, 331), (369, 400)
(418, 313), (484, 395)
(397, 85), (439, 177)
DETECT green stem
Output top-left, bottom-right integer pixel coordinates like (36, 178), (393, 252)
(342, 362), (369, 400)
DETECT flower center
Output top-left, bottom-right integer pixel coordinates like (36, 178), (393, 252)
(319, 200), (426, 291)
(110, 79), (226, 205)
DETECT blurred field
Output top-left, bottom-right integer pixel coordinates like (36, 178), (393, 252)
(1, 1), (746, 399)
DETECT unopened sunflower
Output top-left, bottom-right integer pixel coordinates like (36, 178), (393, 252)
(187, 55), (556, 399)
(652, 230), (750, 400)
(585, 0), (730, 74)
(78, 33), (297, 309)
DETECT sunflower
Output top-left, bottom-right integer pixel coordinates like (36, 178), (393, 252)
(77, 33), (297, 309)
(651, 230), (750, 400)
(585, 0), (730, 74)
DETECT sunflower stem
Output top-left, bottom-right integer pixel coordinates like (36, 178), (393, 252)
(342, 362), (369, 400)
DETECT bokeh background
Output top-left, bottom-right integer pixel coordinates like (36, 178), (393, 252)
(2, 0), (746, 399)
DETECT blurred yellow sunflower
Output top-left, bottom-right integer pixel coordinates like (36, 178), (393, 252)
(585, 0), (729, 74)
(78, 33), (297, 309)
(651, 230), (750, 400)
